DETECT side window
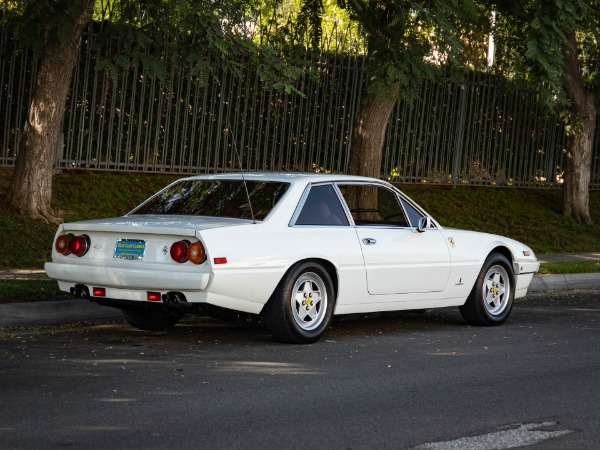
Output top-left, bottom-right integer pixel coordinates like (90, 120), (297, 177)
(295, 184), (350, 226)
(400, 197), (425, 227)
(338, 184), (410, 227)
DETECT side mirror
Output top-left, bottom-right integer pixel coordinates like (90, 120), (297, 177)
(417, 216), (430, 233)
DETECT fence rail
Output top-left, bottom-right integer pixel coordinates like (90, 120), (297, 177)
(1, 25), (599, 188)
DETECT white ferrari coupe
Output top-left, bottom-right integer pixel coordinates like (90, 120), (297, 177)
(46, 173), (539, 343)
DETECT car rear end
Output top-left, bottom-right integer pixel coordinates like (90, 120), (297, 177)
(44, 217), (238, 311)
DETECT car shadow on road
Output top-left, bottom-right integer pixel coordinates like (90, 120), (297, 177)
(70, 307), (471, 346)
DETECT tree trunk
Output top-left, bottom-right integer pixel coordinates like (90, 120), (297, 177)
(346, 83), (399, 212)
(561, 31), (596, 225)
(8, 0), (94, 223)
(347, 83), (399, 179)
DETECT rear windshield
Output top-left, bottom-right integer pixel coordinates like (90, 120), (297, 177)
(130, 179), (290, 221)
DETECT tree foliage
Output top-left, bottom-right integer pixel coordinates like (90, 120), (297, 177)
(2, 0), (90, 51)
(336, 0), (485, 99)
(493, 0), (597, 108)
(2, 0), (309, 222)
(256, 0), (360, 52)
(493, 0), (599, 224)
(88, 0), (306, 93)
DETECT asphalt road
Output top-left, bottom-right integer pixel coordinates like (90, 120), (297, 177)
(1, 290), (599, 450)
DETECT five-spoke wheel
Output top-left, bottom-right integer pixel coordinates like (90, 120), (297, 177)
(263, 261), (335, 344)
(482, 264), (510, 316)
(459, 253), (514, 326)
(291, 272), (328, 332)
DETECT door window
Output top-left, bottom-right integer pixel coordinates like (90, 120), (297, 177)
(338, 184), (410, 227)
(399, 197), (425, 227)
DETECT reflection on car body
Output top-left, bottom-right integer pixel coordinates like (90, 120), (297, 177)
(46, 173), (540, 343)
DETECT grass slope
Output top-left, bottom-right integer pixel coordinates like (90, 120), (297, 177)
(401, 184), (600, 254)
(0, 171), (599, 270)
(0, 171), (178, 269)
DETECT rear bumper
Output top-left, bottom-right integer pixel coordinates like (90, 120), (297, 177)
(45, 262), (211, 291)
(45, 262), (265, 314)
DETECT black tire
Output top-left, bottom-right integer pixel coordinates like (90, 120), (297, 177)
(263, 261), (335, 344)
(459, 253), (515, 326)
(122, 308), (183, 331)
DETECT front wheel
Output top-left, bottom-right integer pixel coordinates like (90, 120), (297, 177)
(122, 308), (183, 331)
(459, 253), (515, 326)
(263, 261), (335, 344)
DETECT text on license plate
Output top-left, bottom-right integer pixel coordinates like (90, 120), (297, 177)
(114, 239), (146, 260)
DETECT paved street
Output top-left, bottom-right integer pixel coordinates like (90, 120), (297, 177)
(1, 290), (599, 449)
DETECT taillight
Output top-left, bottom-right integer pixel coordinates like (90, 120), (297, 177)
(55, 234), (73, 255)
(69, 234), (91, 257)
(187, 242), (206, 264)
(170, 240), (206, 264)
(170, 240), (190, 263)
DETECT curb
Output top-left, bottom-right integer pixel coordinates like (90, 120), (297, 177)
(1, 273), (600, 329)
(528, 273), (600, 292)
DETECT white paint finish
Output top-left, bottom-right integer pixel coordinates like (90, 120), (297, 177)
(64, 214), (249, 231)
(440, 228), (538, 298)
(201, 223), (366, 307)
(334, 296), (465, 315)
(47, 262), (210, 291)
(412, 422), (573, 450)
(354, 227), (451, 294)
(46, 172), (540, 318)
(50, 226), (215, 266)
(442, 229), (537, 270)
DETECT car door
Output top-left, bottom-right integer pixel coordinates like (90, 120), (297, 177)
(337, 183), (451, 295)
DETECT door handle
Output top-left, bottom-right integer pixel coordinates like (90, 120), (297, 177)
(362, 238), (377, 245)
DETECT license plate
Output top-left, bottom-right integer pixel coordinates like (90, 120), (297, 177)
(114, 239), (146, 260)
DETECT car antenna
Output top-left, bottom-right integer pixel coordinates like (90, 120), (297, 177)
(226, 126), (256, 224)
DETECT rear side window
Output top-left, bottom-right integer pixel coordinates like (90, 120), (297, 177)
(295, 184), (349, 226)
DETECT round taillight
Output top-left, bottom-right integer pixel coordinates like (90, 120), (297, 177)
(55, 234), (73, 255)
(69, 234), (90, 257)
(187, 242), (206, 264)
(170, 240), (189, 263)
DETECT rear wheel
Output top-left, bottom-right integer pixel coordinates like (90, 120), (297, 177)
(263, 261), (335, 344)
(459, 253), (514, 326)
(122, 308), (183, 331)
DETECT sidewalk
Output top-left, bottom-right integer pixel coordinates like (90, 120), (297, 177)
(0, 269), (47, 280)
(1, 253), (599, 328)
(529, 252), (600, 292)
(537, 252), (600, 263)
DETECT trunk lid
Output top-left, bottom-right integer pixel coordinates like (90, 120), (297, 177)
(61, 215), (253, 236)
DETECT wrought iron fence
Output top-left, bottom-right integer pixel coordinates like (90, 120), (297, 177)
(1, 25), (599, 188)
(383, 75), (576, 187)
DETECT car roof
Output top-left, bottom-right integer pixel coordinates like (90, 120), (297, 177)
(181, 172), (382, 185)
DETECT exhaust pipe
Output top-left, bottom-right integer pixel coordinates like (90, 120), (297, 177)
(162, 292), (192, 310)
(70, 284), (90, 299)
